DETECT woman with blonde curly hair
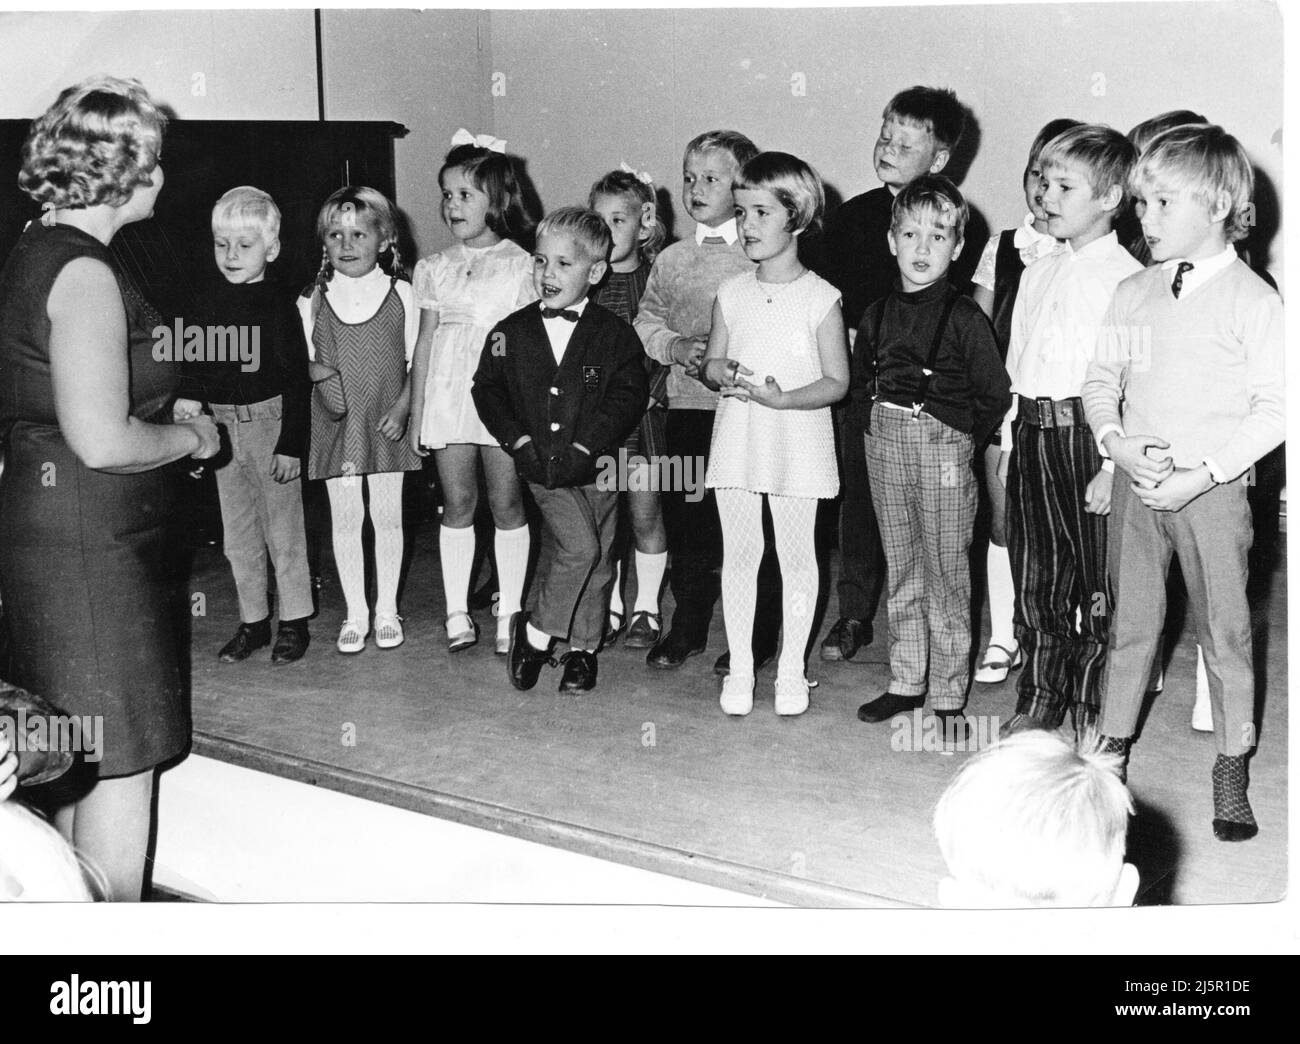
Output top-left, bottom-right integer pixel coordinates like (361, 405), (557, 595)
(0, 76), (219, 900)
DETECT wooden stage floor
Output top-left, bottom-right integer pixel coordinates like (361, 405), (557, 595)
(183, 496), (1289, 908)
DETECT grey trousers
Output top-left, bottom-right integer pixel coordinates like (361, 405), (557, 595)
(211, 397), (314, 624)
(527, 482), (619, 650)
(1099, 474), (1256, 756)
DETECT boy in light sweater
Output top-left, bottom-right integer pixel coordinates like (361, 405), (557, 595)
(635, 130), (781, 674)
(1083, 124), (1284, 842)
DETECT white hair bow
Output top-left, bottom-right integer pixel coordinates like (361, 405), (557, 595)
(451, 128), (507, 153)
(619, 161), (654, 186)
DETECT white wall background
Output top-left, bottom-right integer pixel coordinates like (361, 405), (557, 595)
(0, 3), (1284, 277)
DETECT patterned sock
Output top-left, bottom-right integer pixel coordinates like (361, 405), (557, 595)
(633, 550), (668, 614)
(1212, 754), (1257, 838)
(494, 524), (530, 618)
(440, 524), (477, 617)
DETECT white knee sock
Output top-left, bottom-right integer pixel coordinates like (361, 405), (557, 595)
(986, 542), (1016, 648)
(326, 476), (368, 624)
(440, 524), (477, 617)
(609, 559), (625, 619)
(770, 495), (819, 682)
(494, 524), (530, 618)
(368, 473), (405, 618)
(716, 488), (764, 679)
(633, 550), (668, 614)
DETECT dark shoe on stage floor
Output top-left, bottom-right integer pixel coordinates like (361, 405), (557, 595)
(601, 610), (625, 649)
(1212, 753), (1258, 842)
(623, 611), (661, 650)
(271, 620), (310, 665)
(558, 651), (598, 693)
(856, 692), (925, 723)
(646, 629), (706, 669)
(934, 709), (972, 746)
(219, 619), (271, 663)
(508, 614), (555, 691)
(713, 646), (777, 677)
(998, 711), (1052, 740)
(820, 617), (871, 662)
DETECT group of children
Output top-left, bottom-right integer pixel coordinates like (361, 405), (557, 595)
(184, 87), (1282, 848)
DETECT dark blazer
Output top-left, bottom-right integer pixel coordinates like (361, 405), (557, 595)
(472, 300), (649, 485)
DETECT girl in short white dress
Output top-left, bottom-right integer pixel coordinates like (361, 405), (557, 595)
(701, 152), (848, 717)
(408, 135), (538, 655)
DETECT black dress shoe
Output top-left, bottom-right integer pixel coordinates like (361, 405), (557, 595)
(934, 709), (973, 746)
(646, 629), (706, 669)
(821, 617), (872, 662)
(271, 621), (310, 665)
(508, 613), (555, 691)
(713, 647), (777, 677)
(558, 650), (598, 692)
(219, 619), (271, 663)
(857, 692), (925, 722)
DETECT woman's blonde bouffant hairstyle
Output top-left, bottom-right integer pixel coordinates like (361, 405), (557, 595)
(19, 75), (167, 210)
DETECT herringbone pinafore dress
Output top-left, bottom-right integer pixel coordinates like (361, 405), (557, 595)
(308, 276), (423, 480)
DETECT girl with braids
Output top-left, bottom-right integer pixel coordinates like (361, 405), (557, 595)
(298, 186), (422, 654)
(408, 136), (538, 655)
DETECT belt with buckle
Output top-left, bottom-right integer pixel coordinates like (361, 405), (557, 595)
(1016, 395), (1085, 429)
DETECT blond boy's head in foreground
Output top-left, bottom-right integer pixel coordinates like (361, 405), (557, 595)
(933, 730), (1138, 908)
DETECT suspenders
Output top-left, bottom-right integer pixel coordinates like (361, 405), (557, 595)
(909, 291), (959, 420)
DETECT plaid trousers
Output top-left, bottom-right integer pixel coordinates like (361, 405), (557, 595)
(864, 405), (977, 710)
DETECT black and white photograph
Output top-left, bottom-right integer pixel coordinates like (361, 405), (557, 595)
(0, 0), (1290, 955)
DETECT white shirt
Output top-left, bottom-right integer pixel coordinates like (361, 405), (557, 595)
(1158, 245), (1238, 299)
(540, 297), (588, 365)
(972, 213), (1063, 293)
(297, 266), (420, 365)
(1000, 230), (1142, 454)
(694, 218), (739, 245)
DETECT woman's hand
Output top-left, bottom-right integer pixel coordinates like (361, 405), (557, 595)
(181, 414), (220, 459)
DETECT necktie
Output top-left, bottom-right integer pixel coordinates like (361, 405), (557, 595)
(700, 236), (727, 245)
(1172, 261), (1194, 298)
(541, 307), (580, 322)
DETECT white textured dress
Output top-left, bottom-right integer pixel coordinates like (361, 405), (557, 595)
(705, 270), (841, 499)
(412, 239), (538, 448)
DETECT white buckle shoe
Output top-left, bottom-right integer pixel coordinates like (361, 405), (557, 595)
(774, 675), (811, 716)
(720, 674), (755, 716)
(337, 618), (367, 654)
(974, 642), (1022, 684)
(375, 613), (405, 650)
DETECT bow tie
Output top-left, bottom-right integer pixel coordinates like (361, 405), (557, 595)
(541, 307), (580, 322)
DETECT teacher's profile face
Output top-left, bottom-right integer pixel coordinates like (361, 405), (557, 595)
(123, 163), (165, 222)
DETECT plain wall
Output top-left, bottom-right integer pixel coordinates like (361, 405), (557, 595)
(488, 2), (1283, 278)
(0, 10), (318, 119)
(0, 3), (1283, 277)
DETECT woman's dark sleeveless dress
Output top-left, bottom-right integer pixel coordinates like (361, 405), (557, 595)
(0, 223), (189, 777)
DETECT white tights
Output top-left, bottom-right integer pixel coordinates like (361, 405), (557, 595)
(716, 488), (819, 681)
(325, 472), (406, 622)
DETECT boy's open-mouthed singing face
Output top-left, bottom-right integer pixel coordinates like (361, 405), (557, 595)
(532, 231), (607, 311)
(888, 204), (963, 293)
(213, 223), (279, 285)
(1040, 157), (1124, 247)
(1132, 176), (1230, 264)
(682, 148), (741, 229)
(874, 115), (949, 191)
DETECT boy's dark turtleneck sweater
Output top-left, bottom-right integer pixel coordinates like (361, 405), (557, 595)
(177, 277), (311, 458)
(850, 275), (1011, 446)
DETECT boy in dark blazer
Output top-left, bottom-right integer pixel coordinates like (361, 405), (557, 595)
(473, 207), (648, 692)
